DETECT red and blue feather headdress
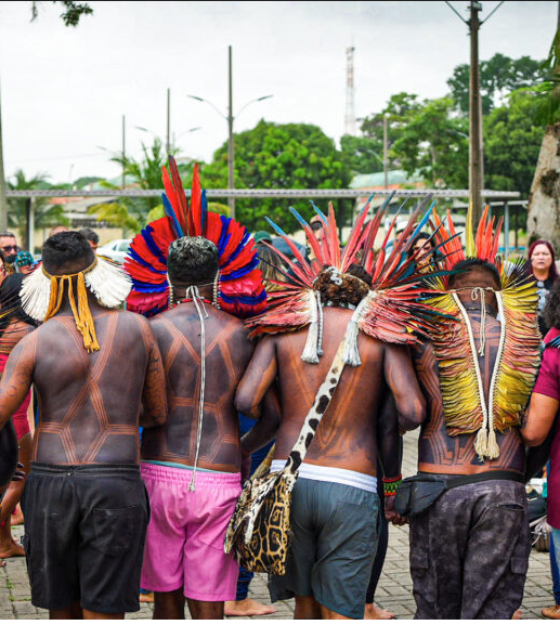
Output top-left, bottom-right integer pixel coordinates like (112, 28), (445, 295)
(124, 156), (267, 318)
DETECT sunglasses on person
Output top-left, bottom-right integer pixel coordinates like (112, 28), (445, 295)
(1, 245), (17, 252)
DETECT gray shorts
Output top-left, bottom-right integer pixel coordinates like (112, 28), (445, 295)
(268, 477), (379, 619)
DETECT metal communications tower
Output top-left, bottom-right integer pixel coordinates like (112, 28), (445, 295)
(345, 46), (357, 136)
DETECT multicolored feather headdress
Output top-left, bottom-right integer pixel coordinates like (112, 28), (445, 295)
(247, 195), (449, 366)
(124, 156), (267, 318)
(425, 204), (541, 460)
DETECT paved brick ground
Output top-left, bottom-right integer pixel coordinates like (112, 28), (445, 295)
(0, 430), (554, 618)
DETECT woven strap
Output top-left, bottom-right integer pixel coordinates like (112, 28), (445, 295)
(285, 336), (348, 475)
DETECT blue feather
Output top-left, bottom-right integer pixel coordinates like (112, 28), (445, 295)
(162, 193), (183, 238)
(289, 207), (310, 229)
(201, 189), (208, 235)
(409, 204), (434, 243)
(265, 217), (289, 238)
(310, 203), (328, 224)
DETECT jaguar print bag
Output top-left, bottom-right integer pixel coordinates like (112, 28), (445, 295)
(224, 338), (347, 575)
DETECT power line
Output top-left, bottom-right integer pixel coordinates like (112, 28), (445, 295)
(444, 1), (468, 24)
(482, 1), (505, 24)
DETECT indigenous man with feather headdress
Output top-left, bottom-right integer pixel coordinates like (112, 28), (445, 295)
(0, 231), (168, 619)
(123, 158), (268, 620)
(397, 207), (542, 619)
(227, 198), (447, 620)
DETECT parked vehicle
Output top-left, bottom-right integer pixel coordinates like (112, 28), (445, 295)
(96, 239), (131, 264)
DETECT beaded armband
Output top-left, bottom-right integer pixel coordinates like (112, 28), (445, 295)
(382, 475), (402, 496)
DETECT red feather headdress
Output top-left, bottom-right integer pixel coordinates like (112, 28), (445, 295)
(247, 196), (449, 365)
(124, 156), (267, 318)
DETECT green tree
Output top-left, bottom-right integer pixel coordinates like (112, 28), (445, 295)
(201, 120), (352, 234)
(91, 138), (195, 235)
(390, 96), (469, 188)
(447, 53), (546, 115)
(339, 135), (383, 175)
(359, 92), (421, 171)
(7, 169), (69, 246)
(483, 90), (543, 199)
(92, 138), (174, 234)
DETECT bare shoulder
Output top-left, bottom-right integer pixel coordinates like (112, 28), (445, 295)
(118, 309), (155, 341)
(215, 310), (252, 349)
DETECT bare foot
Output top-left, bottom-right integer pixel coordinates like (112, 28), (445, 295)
(0, 541), (25, 559)
(224, 598), (276, 616)
(139, 591), (154, 604)
(364, 602), (396, 619)
(511, 610), (522, 620)
(542, 606), (560, 619)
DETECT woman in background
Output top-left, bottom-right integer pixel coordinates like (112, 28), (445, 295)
(527, 240), (559, 338)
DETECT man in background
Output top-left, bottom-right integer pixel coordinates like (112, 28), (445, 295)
(79, 228), (100, 252)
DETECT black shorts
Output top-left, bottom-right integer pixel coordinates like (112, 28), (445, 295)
(21, 462), (150, 614)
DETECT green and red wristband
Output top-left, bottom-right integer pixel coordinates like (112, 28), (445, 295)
(382, 475), (402, 496)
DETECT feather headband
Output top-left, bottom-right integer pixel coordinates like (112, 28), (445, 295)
(20, 256), (132, 353)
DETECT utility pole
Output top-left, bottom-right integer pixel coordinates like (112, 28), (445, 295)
(468, 0), (484, 224)
(228, 45), (235, 219)
(383, 114), (389, 189)
(166, 88), (171, 155)
(121, 114), (126, 189)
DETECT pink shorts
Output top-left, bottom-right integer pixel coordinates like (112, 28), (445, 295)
(140, 462), (241, 601)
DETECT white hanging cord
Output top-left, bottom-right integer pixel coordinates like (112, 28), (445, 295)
(187, 285), (209, 492)
(452, 292), (502, 460)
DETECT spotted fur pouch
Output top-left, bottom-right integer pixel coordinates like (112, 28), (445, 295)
(224, 338), (347, 575)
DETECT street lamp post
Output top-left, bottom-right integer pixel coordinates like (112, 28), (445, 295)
(121, 114), (126, 189)
(228, 46), (234, 217)
(188, 46), (273, 219)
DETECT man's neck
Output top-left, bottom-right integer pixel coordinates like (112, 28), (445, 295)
(173, 283), (214, 303)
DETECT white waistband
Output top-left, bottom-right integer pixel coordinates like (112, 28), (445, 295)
(270, 459), (377, 494)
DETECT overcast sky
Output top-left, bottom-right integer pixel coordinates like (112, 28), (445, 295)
(0, 0), (557, 185)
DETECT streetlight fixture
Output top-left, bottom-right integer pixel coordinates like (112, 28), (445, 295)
(187, 45), (273, 218)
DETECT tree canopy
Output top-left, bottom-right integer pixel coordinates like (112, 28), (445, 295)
(201, 120), (352, 233)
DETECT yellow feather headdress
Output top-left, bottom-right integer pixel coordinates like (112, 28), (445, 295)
(426, 205), (541, 460)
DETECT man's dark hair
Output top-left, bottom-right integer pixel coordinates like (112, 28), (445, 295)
(167, 237), (219, 286)
(78, 228), (100, 245)
(0, 274), (37, 337)
(42, 231), (95, 275)
(544, 279), (560, 330)
(448, 258), (501, 290)
(310, 221), (323, 233)
(0, 232), (15, 239)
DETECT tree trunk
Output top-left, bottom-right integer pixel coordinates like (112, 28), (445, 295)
(527, 122), (560, 254)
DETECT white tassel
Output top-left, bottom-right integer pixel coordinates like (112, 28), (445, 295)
(485, 428), (500, 460)
(301, 291), (320, 364)
(20, 268), (52, 322)
(342, 294), (371, 367)
(474, 428), (488, 461)
(85, 257), (132, 308)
